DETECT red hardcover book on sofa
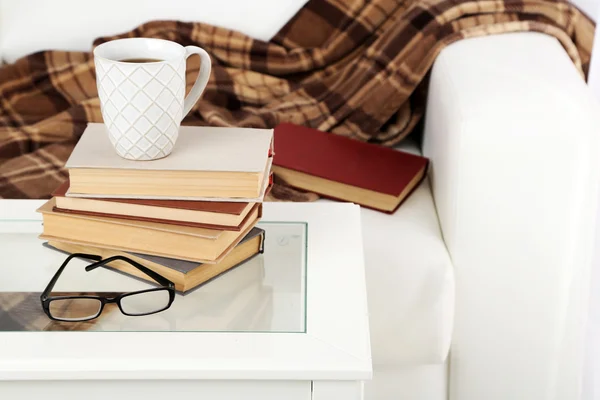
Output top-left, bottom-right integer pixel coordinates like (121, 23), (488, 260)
(272, 123), (428, 213)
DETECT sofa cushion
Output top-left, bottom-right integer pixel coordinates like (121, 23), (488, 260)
(318, 139), (454, 366)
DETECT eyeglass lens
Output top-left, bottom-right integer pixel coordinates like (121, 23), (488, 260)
(49, 298), (102, 321)
(120, 290), (171, 316)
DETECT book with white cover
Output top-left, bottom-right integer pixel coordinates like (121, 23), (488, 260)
(67, 123), (273, 172)
(64, 123), (274, 201)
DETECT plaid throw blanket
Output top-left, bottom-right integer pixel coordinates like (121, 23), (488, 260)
(0, 0), (594, 199)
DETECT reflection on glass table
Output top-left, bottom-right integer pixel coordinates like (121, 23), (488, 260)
(0, 221), (307, 333)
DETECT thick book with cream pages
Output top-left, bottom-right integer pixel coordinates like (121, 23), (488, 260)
(43, 227), (265, 293)
(65, 123), (274, 201)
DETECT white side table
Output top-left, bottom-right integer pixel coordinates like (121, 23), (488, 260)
(0, 200), (371, 400)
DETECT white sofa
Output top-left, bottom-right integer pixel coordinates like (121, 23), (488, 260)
(1, 1), (599, 399)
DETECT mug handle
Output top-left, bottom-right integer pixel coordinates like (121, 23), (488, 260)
(182, 46), (212, 119)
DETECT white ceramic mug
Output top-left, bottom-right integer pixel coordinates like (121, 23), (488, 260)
(93, 38), (211, 160)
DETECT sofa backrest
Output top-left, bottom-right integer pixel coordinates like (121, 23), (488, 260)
(0, 0), (309, 63)
(0, 0), (597, 98)
(1, 0), (595, 63)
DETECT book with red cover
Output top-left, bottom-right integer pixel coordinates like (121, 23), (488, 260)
(51, 180), (264, 231)
(272, 123), (429, 213)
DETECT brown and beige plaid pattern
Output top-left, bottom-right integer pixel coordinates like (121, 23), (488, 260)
(0, 0), (594, 199)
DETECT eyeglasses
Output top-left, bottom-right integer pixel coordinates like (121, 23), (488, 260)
(41, 253), (175, 322)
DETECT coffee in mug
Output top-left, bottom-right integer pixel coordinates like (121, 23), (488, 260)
(93, 38), (212, 161)
(118, 58), (164, 63)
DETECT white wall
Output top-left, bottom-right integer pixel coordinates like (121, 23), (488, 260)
(580, 2), (600, 399)
(560, 1), (598, 99)
(572, 0), (599, 19)
(588, 1), (600, 100)
(570, 0), (599, 99)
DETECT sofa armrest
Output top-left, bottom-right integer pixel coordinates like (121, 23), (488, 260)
(423, 32), (600, 400)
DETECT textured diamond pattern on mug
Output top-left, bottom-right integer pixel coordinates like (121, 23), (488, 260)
(96, 58), (185, 160)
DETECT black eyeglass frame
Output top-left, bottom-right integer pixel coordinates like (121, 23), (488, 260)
(40, 253), (176, 322)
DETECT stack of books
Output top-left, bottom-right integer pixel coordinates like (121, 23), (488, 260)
(38, 123), (274, 293)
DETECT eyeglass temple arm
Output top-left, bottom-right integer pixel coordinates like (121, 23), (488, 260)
(41, 253), (102, 299)
(85, 256), (174, 288)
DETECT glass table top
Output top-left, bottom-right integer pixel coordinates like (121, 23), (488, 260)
(0, 221), (307, 333)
